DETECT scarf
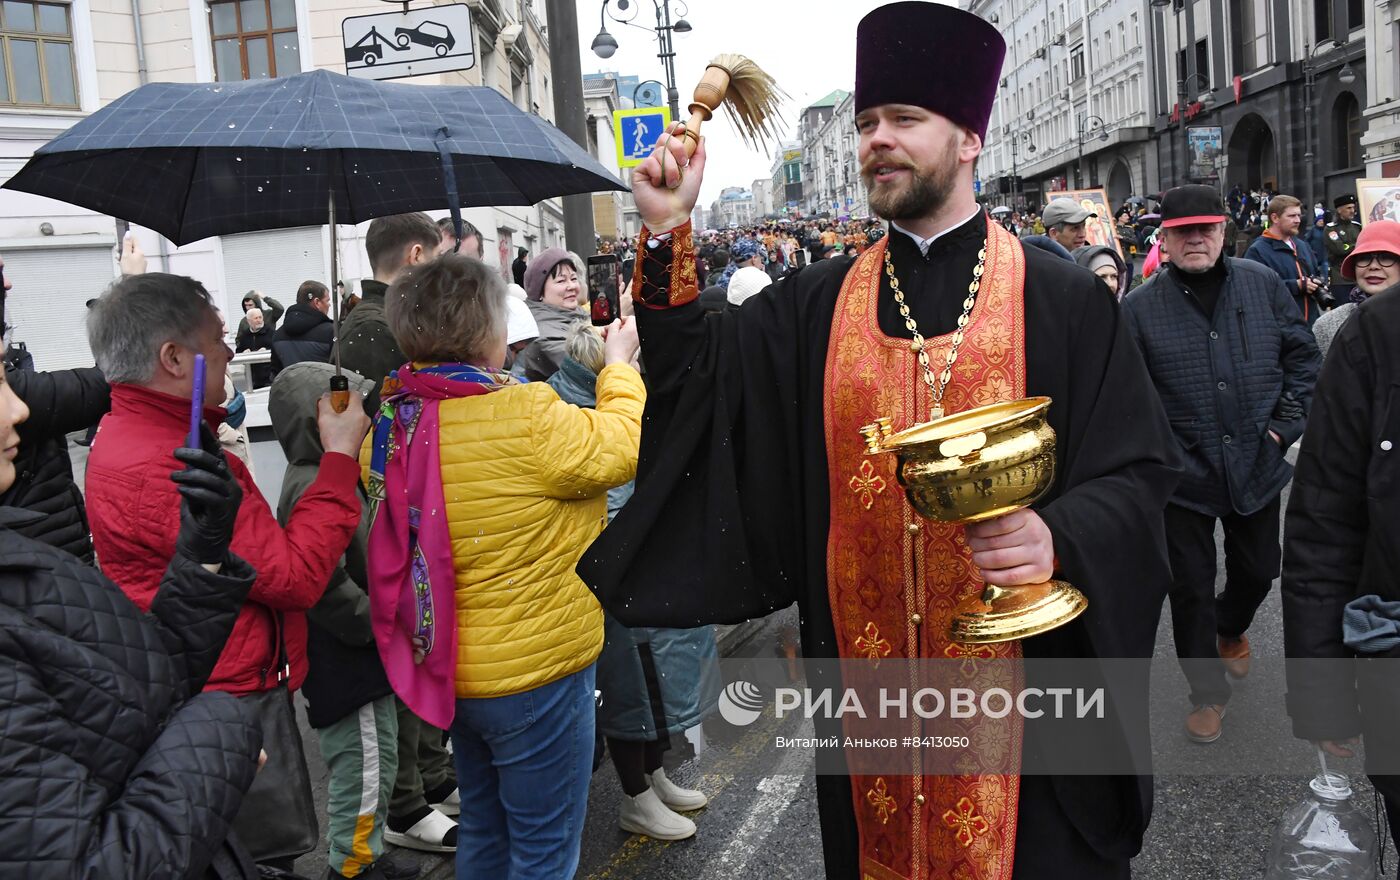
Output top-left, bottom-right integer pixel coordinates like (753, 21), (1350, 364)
(366, 363), (517, 728)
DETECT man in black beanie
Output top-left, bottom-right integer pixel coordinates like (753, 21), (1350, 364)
(583, 2), (1181, 877)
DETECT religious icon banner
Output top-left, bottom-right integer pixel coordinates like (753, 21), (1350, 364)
(1355, 177), (1400, 226)
(1045, 187), (1123, 259)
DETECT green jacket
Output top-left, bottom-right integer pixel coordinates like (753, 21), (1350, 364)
(1324, 219), (1362, 286)
(334, 280), (404, 411)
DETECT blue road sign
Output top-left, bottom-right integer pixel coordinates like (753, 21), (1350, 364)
(613, 107), (672, 168)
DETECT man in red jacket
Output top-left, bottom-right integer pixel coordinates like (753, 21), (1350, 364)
(85, 271), (370, 870)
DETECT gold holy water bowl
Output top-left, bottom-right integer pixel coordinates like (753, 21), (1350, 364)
(859, 397), (1088, 644)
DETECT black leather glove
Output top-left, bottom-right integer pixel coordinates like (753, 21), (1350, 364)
(171, 424), (242, 565)
(1274, 393), (1305, 423)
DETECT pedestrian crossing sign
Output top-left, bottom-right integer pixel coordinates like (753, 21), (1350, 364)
(613, 107), (672, 169)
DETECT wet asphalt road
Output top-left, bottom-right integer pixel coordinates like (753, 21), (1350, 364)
(562, 454), (1399, 880)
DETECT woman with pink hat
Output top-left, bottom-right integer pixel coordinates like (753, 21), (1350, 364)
(1312, 220), (1400, 359)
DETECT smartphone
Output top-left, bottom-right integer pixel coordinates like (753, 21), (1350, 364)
(587, 253), (621, 327)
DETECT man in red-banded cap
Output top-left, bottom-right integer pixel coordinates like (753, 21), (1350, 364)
(581, 3), (1181, 877)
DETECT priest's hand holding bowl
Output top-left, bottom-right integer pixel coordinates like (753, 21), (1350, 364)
(632, 122), (707, 233)
(965, 509), (1055, 587)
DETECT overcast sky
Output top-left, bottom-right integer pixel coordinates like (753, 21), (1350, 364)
(573, 0), (962, 206)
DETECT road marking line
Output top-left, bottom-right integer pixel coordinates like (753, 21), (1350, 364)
(698, 748), (808, 880)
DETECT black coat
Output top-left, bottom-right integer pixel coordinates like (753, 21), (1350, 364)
(0, 508), (262, 878)
(270, 303), (335, 375)
(1281, 286), (1400, 800)
(1122, 257), (1319, 516)
(0, 367), (109, 561)
(583, 216), (1182, 871)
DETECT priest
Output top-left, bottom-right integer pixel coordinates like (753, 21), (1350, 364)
(579, 3), (1181, 877)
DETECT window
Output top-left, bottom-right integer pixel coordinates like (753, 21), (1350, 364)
(1131, 12), (1139, 45)
(1194, 38), (1210, 88)
(1070, 45), (1085, 81)
(1118, 22), (1125, 55)
(1347, 0), (1362, 31)
(1314, 0), (1332, 44)
(0, 1), (77, 107)
(210, 0), (299, 81)
(479, 33), (494, 89)
(1231, 0), (1269, 73)
(1334, 93), (1361, 168)
(510, 66), (525, 109)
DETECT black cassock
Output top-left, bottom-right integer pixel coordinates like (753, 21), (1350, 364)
(580, 212), (1182, 878)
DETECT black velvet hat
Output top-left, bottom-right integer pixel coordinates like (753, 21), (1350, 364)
(854, 2), (1006, 140)
(1334, 193), (1358, 209)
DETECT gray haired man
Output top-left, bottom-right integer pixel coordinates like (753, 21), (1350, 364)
(1043, 197), (1094, 252)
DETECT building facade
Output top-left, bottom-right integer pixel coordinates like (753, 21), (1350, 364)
(751, 177), (772, 220)
(0, 0), (564, 371)
(770, 140), (803, 217)
(709, 185), (754, 228)
(804, 90), (865, 218)
(1146, 0), (1366, 211)
(583, 73), (626, 243)
(1360, 0), (1400, 179)
(972, 0), (1157, 213)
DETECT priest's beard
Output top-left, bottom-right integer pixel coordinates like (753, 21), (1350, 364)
(862, 136), (960, 222)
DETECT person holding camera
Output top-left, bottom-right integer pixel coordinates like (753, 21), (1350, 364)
(1244, 194), (1329, 327)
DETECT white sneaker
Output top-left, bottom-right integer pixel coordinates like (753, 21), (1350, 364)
(430, 786), (461, 817)
(619, 787), (697, 840)
(650, 767), (708, 810)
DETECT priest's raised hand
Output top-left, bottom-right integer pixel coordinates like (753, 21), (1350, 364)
(631, 122), (707, 233)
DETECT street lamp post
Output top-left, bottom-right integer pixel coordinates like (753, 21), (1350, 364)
(1175, 72), (1214, 186)
(1008, 130), (1036, 210)
(1301, 41), (1358, 213)
(632, 78), (665, 108)
(1075, 114), (1110, 189)
(590, 0), (692, 121)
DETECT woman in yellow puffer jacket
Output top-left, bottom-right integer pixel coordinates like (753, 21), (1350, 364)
(362, 253), (643, 879)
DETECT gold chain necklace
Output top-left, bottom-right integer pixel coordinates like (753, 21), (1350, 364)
(883, 240), (987, 420)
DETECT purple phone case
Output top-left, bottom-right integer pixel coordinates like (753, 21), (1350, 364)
(189, 354), (205, 448)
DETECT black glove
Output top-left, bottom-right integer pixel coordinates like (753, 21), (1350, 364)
(1274, 393), (1305, 423)
(171, 424), (242, 565)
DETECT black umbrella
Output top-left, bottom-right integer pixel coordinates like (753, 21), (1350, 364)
(5, 69), (627, 403)
(4, 69), (625, 243)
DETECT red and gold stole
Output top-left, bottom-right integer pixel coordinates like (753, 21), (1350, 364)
(822, 218), (1028, 880)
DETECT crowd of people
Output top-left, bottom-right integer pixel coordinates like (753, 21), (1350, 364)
(3, 1), (1400, 878)
(0, 210), (720, 880)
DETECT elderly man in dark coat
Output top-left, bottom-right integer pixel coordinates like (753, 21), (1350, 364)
(1122, 185), (1319, 744)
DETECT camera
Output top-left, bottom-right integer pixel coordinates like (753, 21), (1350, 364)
(1308, 276), (1335, 309)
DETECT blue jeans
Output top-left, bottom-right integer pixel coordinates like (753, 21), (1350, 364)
(450, 664), (596, 879)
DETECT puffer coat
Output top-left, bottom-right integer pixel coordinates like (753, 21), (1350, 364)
(0, 507), (263, 878)
(0, 366), (109, 561)
(363, 362), (644, 698)
(1122, 257), (1319, 516)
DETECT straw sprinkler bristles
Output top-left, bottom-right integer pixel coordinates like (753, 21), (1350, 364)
(704, 54), (787, 152)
